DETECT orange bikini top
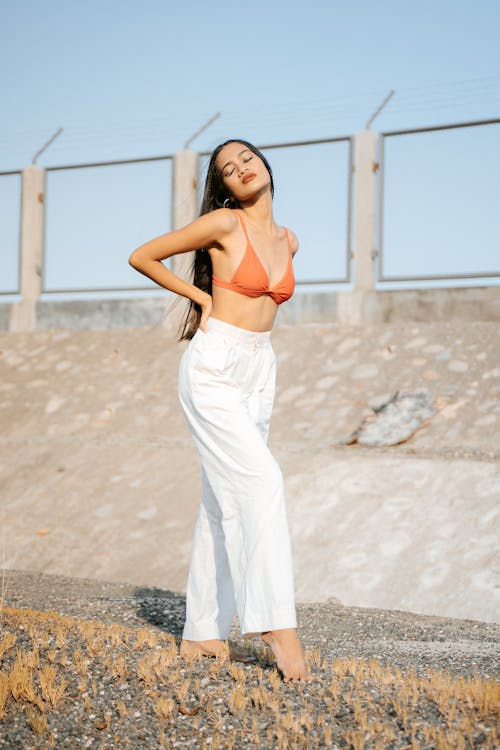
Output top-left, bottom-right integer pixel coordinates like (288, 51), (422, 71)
(211, 212), (295, 305)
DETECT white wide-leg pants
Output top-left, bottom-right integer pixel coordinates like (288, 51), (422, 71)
(177, 315), (297, 641)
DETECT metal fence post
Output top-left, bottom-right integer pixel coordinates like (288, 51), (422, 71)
(9, 165), (45, 331)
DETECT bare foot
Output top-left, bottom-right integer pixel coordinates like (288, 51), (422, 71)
(180, 639), (254, 662)
(261, 628), (315, 683)
(179, 638), (227, 658)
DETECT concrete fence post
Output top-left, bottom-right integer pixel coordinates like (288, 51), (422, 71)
(163, 148), (200, 331)
(338, 129), (378, 324)
(172, 149), (199, 278)
(9, 165), (45, 332)
(352, 129), (378, 290)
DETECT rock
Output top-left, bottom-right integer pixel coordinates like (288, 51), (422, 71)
(339, 388), (437, 447)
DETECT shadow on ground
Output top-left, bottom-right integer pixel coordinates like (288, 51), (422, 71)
(133, 586), (186, 637)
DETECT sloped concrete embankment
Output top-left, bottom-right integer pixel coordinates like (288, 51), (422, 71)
(0, 320), (498, 623)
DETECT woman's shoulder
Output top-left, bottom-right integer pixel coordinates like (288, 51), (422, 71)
(203, 207), (240, 235)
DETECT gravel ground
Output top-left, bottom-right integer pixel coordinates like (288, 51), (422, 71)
(0, 569), (498, 749)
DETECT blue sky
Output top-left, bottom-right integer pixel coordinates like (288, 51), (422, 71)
(1, 0), (499, 297)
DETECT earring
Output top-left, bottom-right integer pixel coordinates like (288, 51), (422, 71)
(223, 197), (232, 208)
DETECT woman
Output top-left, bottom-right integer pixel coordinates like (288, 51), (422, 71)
(129, 139), (314, 683)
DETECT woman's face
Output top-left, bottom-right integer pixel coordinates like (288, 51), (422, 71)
(215, 142), (271, 202)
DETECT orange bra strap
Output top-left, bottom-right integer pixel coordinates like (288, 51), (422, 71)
(236, 211), (251, 243)
(238, 212), (291, 257)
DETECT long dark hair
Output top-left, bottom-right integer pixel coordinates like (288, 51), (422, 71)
(176, 139), (275, 341)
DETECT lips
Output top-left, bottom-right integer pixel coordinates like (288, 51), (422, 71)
(242, 173), (256, 184)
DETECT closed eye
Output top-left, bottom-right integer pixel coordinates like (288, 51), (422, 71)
(224, 156), (253, 177)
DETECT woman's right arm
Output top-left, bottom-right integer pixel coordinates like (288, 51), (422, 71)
(128, 208), (236, 306)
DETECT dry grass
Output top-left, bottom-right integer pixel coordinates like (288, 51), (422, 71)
(0, 511), (16, 619)
(0, 605), (498, 749)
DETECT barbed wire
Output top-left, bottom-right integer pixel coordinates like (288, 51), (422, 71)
(0, 75), (499, 160)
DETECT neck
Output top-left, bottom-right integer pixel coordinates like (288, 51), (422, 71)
(238, 189), (276, 234)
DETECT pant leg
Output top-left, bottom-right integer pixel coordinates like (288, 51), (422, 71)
(178, 330), (297, 640)
(239, 345), (298, 637)
(247, 343), (276, 446)
(181, 465), (236, 641)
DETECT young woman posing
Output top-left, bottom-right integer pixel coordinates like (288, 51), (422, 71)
(129, 139), (314, 683)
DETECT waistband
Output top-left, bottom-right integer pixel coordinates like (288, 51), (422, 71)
(205, 316), (272, 348)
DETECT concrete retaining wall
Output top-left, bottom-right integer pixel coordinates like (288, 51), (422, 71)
(1, 285), (499, 333)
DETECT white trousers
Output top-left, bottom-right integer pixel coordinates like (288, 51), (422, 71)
(177, 315), (297, 641)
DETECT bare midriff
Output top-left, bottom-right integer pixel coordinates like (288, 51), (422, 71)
(209, 284), (279, 332)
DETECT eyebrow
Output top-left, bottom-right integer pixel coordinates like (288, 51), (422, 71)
(220, 149), (252, 172)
